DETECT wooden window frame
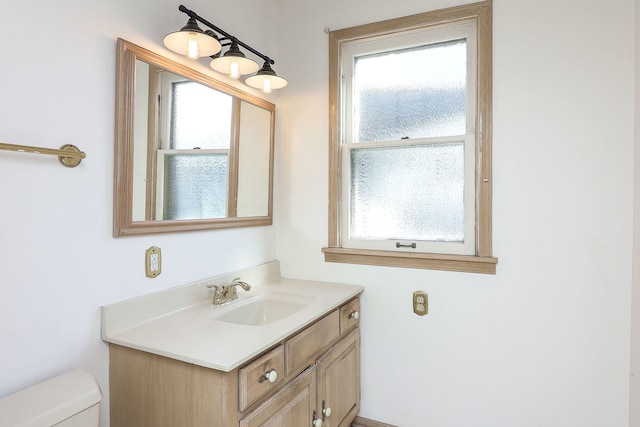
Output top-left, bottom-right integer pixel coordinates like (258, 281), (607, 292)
(322, 1), (497, 274)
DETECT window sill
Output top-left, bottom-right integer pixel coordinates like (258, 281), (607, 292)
(321, 247), (497, 274)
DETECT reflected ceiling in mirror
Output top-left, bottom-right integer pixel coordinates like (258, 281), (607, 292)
(114, 39), (275, 236)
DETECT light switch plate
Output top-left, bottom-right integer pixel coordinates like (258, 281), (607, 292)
(145, 246), (161, 278)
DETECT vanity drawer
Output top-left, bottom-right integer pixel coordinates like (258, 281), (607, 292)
(285, 310), (340, 375)
(340, 297), (360, 334)
(239, 345), (285, 411)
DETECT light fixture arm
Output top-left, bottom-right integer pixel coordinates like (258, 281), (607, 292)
(177, 4), (275, 65)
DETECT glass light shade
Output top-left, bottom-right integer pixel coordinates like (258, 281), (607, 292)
(163, 18), (221, 59)
(245, 62), (287, 93)
(210, 42), (260, 79)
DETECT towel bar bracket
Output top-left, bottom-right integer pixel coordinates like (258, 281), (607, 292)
(0, 142), (86, 168)
(57, 144), (85, 168)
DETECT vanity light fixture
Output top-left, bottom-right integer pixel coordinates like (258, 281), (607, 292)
(245, 61), (288, 94)
(163, 17), (222, 60)
(164, 5), (287, 92)
(210, 40), (260, 80)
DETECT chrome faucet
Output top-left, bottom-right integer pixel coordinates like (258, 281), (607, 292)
(207, 277), (251, 305)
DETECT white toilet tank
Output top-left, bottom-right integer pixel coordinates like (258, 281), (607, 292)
(0, 369), (102, 427)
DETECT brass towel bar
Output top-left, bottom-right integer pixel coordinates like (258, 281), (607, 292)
(0, 142), (86, 168)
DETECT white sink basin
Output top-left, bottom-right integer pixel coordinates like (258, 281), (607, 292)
(215, 293), (316, 326)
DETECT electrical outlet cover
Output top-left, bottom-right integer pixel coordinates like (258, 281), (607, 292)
(413, 290), (428, 316)
(145, 246), (162, 278)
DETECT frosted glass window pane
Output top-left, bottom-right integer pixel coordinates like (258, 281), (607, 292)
(350, 143), (464, 241)
(163, 154), (228, 220)
(353, 39), (466, 143)
(171, 82), (232, 149)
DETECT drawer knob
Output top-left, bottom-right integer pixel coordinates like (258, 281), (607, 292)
(312, 410), (323, 427)
(348, 310), (360, 320)
(258, 369), (278, 383)
(322, 402), (332, 418)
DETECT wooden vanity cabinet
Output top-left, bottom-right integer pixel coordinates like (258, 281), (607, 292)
(241, 328), (360, 427)
(316, 328), (360, 427)
(239, 365), (317, 426)
(109, 296), (361, 427)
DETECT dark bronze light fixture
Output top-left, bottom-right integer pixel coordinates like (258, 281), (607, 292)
(210, 40), (260, 80)
(164, 5), (287, 92)
(245, 61), (288, 94)
(163, 17), (222, 60)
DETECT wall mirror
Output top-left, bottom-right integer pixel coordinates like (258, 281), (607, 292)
(113, 38), (275, 236)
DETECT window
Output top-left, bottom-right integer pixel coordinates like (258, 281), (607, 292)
(323, 1), (497, 274)
(147, 70), (240, 221)
(157, 78), (234, 220)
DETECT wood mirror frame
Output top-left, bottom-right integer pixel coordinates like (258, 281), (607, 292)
(113, 38), (275, 237)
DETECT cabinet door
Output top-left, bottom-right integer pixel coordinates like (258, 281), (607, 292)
(316, 328), (360, 427)
(240, 366), (316, 427)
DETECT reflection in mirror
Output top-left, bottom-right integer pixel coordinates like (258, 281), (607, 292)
(114, 38), (275, 236)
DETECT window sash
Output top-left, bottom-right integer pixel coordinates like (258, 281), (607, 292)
(341, 22), (477, 145)
(156, 149), (230, 220)
(339, 21), (478, 255)
(341, 135), (476, 255)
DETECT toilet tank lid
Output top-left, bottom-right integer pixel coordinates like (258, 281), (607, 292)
(0, 369), (102, 427)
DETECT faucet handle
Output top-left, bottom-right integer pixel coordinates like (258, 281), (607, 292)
(207, 283), (226, 304)
(229, 277), (251, 291)
(207, 278), (250, 305)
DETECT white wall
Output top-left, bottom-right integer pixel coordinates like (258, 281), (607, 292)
(0, 1), (279, 426)
(275, 0), (635, 426)
(0, 0), (636, 426)
(632, 0), (640, 424)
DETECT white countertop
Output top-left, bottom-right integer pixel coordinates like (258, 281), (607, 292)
(101, 261), (363, 372)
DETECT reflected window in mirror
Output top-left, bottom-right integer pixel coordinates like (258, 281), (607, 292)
(149, 68), (236, 221)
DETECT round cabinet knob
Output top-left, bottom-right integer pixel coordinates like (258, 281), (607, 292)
(313, 419), (323, 427)
(323, 406), (332, 417)
(259, 369), (277, 383)
(349, 310), (360, 320)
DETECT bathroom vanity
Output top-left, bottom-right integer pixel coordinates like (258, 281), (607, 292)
(102, 261), (363, 427)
